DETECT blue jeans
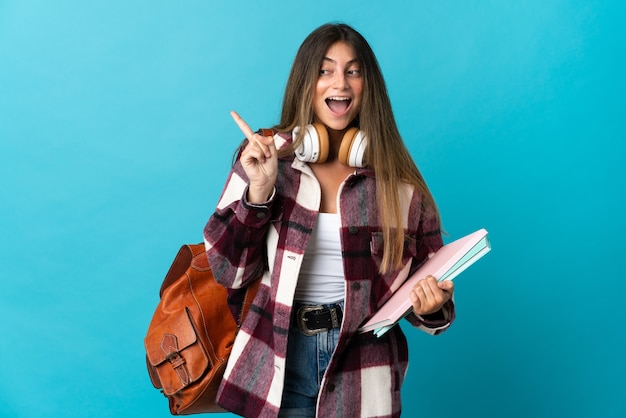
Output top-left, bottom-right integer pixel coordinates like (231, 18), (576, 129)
(279, 303), (342, 418)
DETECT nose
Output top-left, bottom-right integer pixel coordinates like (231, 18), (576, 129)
(332, 71), (349, 89)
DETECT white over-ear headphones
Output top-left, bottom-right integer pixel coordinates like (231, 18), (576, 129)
(293, 124), (367, 168)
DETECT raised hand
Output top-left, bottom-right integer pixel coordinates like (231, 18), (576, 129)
(230, 111), (278, 203)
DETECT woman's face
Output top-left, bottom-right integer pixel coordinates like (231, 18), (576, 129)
(313, 41), (364, 133)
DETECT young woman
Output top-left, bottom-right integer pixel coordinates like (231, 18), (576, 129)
(204, 23), (455, 418)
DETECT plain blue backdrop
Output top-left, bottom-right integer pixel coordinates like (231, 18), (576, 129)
(1, 1), (624, 417)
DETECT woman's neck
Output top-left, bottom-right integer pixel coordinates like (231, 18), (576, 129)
(325, 127), (349, 161)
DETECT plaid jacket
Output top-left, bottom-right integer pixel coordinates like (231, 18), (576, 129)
(204, 132), (455, 418)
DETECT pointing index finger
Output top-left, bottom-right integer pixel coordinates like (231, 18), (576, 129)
(230, 110), (255, 140)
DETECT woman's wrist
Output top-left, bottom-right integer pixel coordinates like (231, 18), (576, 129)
(246, 185), (275, 204)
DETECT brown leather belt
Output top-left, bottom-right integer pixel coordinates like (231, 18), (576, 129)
(294, 303), (343, 336)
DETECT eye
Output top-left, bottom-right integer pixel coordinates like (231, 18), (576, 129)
(347, 69), (362, 77)
(319, 68), (332, 76)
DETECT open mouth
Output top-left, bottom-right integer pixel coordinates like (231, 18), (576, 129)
(325, 97), (352, 114)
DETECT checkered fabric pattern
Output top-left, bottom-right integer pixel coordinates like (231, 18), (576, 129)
(204, 132), (455, 417)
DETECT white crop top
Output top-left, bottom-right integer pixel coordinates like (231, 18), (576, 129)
(294, 213), (345, 304)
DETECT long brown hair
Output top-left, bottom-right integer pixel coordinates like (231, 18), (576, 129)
(275, 23), (440, 273)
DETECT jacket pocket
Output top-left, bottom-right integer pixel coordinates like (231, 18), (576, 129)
(370, 231), (418, 273)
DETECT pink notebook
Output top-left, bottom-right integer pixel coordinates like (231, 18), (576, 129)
(358, 228), (490, 337)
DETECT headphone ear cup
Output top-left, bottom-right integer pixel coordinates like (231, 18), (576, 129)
(294, 124), (329, 163)
(312, 123), (329, 163)
(338, 128), (367, 168)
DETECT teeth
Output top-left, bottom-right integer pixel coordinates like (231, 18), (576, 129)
(327, 97), (350, 101)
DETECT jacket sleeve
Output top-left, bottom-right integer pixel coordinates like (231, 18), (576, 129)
(203, 159), (276, 290)
(404, 190), (456, 335)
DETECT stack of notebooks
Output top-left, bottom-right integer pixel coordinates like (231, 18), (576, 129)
(358, 228), (491, 337)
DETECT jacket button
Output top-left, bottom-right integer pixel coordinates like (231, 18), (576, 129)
(256, 212), (267, 219)
(352, 282), (361, 291)
(327, 383), (335, 392)
(348, 226), (358, 235)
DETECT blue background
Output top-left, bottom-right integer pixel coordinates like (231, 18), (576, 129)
(1, 1), (624, 417)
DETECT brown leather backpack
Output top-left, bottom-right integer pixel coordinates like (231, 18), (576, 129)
(144, 243), (259, 414)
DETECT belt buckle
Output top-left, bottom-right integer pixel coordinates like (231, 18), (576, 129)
(297, 305), (326, 336)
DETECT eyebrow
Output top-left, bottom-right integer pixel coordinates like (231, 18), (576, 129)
(322, 56), (359, 65)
